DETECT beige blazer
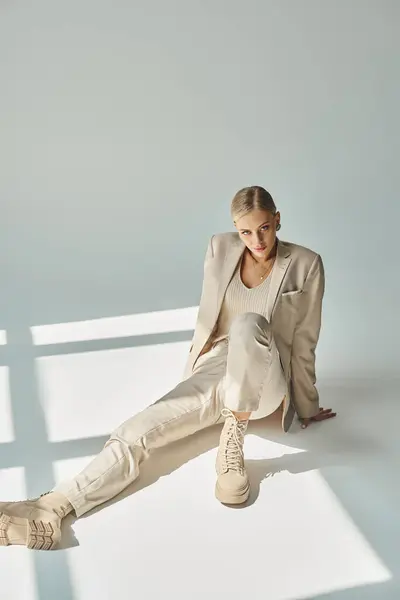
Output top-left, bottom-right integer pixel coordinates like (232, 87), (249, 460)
(182, 232), (325, 432)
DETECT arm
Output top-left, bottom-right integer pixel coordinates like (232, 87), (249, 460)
(290, 254), (325, 419)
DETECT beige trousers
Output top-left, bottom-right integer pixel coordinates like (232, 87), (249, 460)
(54, 313), (286, 517)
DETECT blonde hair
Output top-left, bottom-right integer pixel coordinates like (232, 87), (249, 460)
(231, 186), (277, 222)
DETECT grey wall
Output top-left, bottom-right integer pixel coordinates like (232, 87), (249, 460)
(1, 0), (399, 379)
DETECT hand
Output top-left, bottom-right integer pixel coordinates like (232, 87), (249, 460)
(299, 407), (337, 429)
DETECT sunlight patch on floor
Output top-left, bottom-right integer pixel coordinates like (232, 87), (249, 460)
(60, 451), (391, 600)
(30, 307), (198, 345)
(0, 366), (14, 443)
(36, 340), (189, 442)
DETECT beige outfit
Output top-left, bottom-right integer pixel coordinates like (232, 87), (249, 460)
(184, 233), (325, 431)
(53, 234), (324, 518)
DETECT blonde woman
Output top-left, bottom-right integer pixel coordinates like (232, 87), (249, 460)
(0, 185), (336, 550)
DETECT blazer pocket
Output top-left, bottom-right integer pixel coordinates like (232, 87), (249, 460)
(282, 289), (303, 297)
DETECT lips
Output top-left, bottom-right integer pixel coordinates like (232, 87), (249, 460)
(254, 247), (265, 251)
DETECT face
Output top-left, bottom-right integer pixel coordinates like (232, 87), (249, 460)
(234, 209), (280, 257)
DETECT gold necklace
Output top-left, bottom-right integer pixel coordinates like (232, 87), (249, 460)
(249, 251), (275, 280)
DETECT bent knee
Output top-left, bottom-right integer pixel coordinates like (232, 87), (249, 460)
(229, 312), (270, 337)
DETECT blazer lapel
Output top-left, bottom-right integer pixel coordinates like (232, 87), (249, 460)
(266, 239), (292, 321)
(213, 236), (246, 325)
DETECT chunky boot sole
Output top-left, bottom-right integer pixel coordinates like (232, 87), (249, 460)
(0, 511), (61, 550)
(215, 481), (250, 505)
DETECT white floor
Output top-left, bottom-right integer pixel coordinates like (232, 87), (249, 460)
(0, 339), (399, 600)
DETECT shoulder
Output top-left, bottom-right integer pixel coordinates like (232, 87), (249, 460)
(281, 240), (324, 285)
(210, 231), (240, 247)
(205, 232), (241, 258)
(280, 239), (322, 265)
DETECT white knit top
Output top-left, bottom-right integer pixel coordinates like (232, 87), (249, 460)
(212, 254), (274, 344)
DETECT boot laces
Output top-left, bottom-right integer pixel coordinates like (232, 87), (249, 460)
(220, 408), (248, 473)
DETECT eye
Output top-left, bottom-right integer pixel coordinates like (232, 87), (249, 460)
(241, 225), (269, 235)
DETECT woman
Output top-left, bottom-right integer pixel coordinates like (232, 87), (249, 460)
(0, 185), (336, 551)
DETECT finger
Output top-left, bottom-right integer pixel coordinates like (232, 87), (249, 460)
(319, 408), (333, 414)
(315, 412), (337, 421)
(315, 410), (333, 418)
(318, 409), (336, 418)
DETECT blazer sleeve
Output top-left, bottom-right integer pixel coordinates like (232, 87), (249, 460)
(290, 253), (325, 419)
(188, 235), (215, 353)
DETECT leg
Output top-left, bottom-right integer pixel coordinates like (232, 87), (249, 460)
(0, 347), (226, 549)
(215, 313), (281, 505)
(223, 312), (276, 414)
(54, 358), (224, 517)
